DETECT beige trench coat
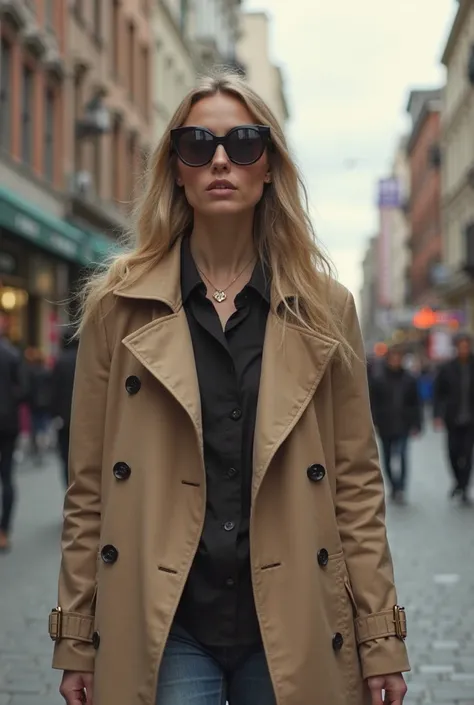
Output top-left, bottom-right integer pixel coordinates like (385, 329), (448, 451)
(50, 237), (410, 705)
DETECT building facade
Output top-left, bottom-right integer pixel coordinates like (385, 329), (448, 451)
(236, 12), (289, 128)
(152, 1), (196, 142)
(406, 88), (442, 306)
(186, 0), (241, 71)
(0, 0), (153, 353)
(390, 137), (410, 310)
(440, 0), (474, 328)
(359, 235), (380, 349)
(65, 0), (153, 236)
(0, 0), (85, 353)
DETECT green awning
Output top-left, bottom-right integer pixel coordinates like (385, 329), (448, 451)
(0, 185), (88, 264)
(0, 185), (120, 266)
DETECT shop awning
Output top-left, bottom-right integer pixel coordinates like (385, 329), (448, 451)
(0, 185), (90, 264)
(0, 185), (116, 266)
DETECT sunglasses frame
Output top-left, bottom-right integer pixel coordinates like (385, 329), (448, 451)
(170, 124), (271, 167)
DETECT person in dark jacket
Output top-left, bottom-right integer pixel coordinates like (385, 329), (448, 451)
(370, 346), (422, 503)
(26, 348), (52, 463)
(0, 325), (24, 551)
(51, 328), (78, 488)
(434, 334), (474, 505)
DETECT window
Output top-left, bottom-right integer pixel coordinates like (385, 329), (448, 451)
(127, 132), (136, 205)
(0, 38), (12, 150)
(21, 65), (34, 165)
(75, 0), (84, 21)
(112, 0), (119, 77)
(93, 135), (101, 199)
(128, 22), (135, 99)
(112, 118), (121, 201)
(93, 0), (102, 41)
(45, 0), (54, 28)
(44, 86), (55, 181)
(140, 45), (149, 116)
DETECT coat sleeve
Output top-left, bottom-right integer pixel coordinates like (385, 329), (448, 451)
(50, 302), (110, 672)
(332, 291), (410, 680)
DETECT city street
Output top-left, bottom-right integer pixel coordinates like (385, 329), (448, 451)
(0, 429), (473, 705)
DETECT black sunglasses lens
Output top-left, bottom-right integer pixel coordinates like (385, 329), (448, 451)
(177, 129), (214, 166)
(227, 127), (265, 165)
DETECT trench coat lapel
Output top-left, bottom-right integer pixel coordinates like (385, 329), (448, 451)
(115, 238), (203, 451)
(252, 313), (339, 505)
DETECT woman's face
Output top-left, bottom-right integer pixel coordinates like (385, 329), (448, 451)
(175, 93), (271, 218)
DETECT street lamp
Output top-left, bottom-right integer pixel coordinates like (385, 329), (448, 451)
(76, 89), (111, 138)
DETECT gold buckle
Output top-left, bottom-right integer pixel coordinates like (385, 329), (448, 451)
(393, 605), (406, 640)
(49, 606), (62, 642)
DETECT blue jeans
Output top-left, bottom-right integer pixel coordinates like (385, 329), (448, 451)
(155, 623), (276, 705)
(381, 435), (409, 494)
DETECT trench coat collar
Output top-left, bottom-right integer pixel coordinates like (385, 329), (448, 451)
(116, 236), (340, 500)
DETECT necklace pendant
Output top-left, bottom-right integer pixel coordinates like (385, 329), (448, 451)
(213, 290), (227, 303)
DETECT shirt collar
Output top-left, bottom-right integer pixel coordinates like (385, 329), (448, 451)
(180, 235), (271, 305)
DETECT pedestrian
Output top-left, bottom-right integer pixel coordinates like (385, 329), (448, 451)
(0, 319), (24, 552)
(49, 71), (409, 705)
(369, 346), (422, 503)
(50, 328), (79, 488)
(433, 333), (474, 505)
(26, 348), (52, 464)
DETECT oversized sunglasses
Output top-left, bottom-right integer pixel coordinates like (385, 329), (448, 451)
(170, 124), (271, 167)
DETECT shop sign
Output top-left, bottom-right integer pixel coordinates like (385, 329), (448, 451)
(0, 188), (85, 264)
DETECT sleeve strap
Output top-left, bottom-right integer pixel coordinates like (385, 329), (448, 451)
(48, 607), (94, 643)
(355, 605), (407, 645)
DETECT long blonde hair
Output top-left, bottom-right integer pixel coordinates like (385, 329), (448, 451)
(77, 68), (351, 360)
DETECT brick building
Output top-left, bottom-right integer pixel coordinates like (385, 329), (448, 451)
(406, 89), (443, 306)
(0, 0), (153, 352)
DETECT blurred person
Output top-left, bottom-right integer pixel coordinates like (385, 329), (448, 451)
(433, 333), (474, 505)
(26, 348), (52, 463)
(370, 346), (422, 503)
(49, 71), (409, 705)
(0, 318), (24, 551)
(50, 328), (78, 488)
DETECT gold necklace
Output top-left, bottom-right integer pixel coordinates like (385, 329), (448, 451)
(196, 258), (255, 303)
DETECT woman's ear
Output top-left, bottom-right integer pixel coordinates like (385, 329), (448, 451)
(176, 176), (184, 187)
(264, 171), (272, 184)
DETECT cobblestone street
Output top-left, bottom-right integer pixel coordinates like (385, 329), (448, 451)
(0, 428), (473, 704)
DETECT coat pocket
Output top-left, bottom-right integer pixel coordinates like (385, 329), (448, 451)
(343, 575), (358, 618)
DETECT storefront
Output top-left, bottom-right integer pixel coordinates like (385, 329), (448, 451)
(0, 185), (112, 355)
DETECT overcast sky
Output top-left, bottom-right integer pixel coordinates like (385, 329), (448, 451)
(244, 0), (456, 300)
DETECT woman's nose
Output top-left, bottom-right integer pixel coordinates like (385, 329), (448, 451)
(211, 144), (230, 167)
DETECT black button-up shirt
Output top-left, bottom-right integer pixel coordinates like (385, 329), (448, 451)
(174, 236), (270, 647)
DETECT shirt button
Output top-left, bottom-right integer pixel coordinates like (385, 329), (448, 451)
(228, 467), (238, 478)
(230, 408), (242, 421)
(225, 577), (235, 587)
(223, 521), (235, 532)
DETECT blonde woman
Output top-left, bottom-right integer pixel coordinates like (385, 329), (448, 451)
(49, 71), (409, 705)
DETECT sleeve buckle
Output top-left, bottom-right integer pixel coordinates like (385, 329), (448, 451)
(393, 604), (406, 640)
(49, 606), (63, 642)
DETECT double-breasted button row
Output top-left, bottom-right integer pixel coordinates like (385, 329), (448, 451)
(113, 462), (131, 481)
(307, 464), (326, 482)
(332, 632), (344, 651)
(101, 544), (119, 564)
(125, 375), (141, 395)
(317, 548), (329, 567)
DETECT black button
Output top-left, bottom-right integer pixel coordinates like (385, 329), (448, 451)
(92, 631), (100, 649)
(101, 544), (118, 564)
(113, 462), (131, 481)
(317, 548), (329, 567)
(227, 467), (238, 478)
(225, 577), (235, 587)
(223, 521), (235, 531)
(332, 632), (344, 651)
(125, 376), (141, 395)
(307, 464), (326, 482)
(230, 408), (242, 421)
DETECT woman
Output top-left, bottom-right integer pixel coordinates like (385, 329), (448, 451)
(49, 71), (409, 705)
